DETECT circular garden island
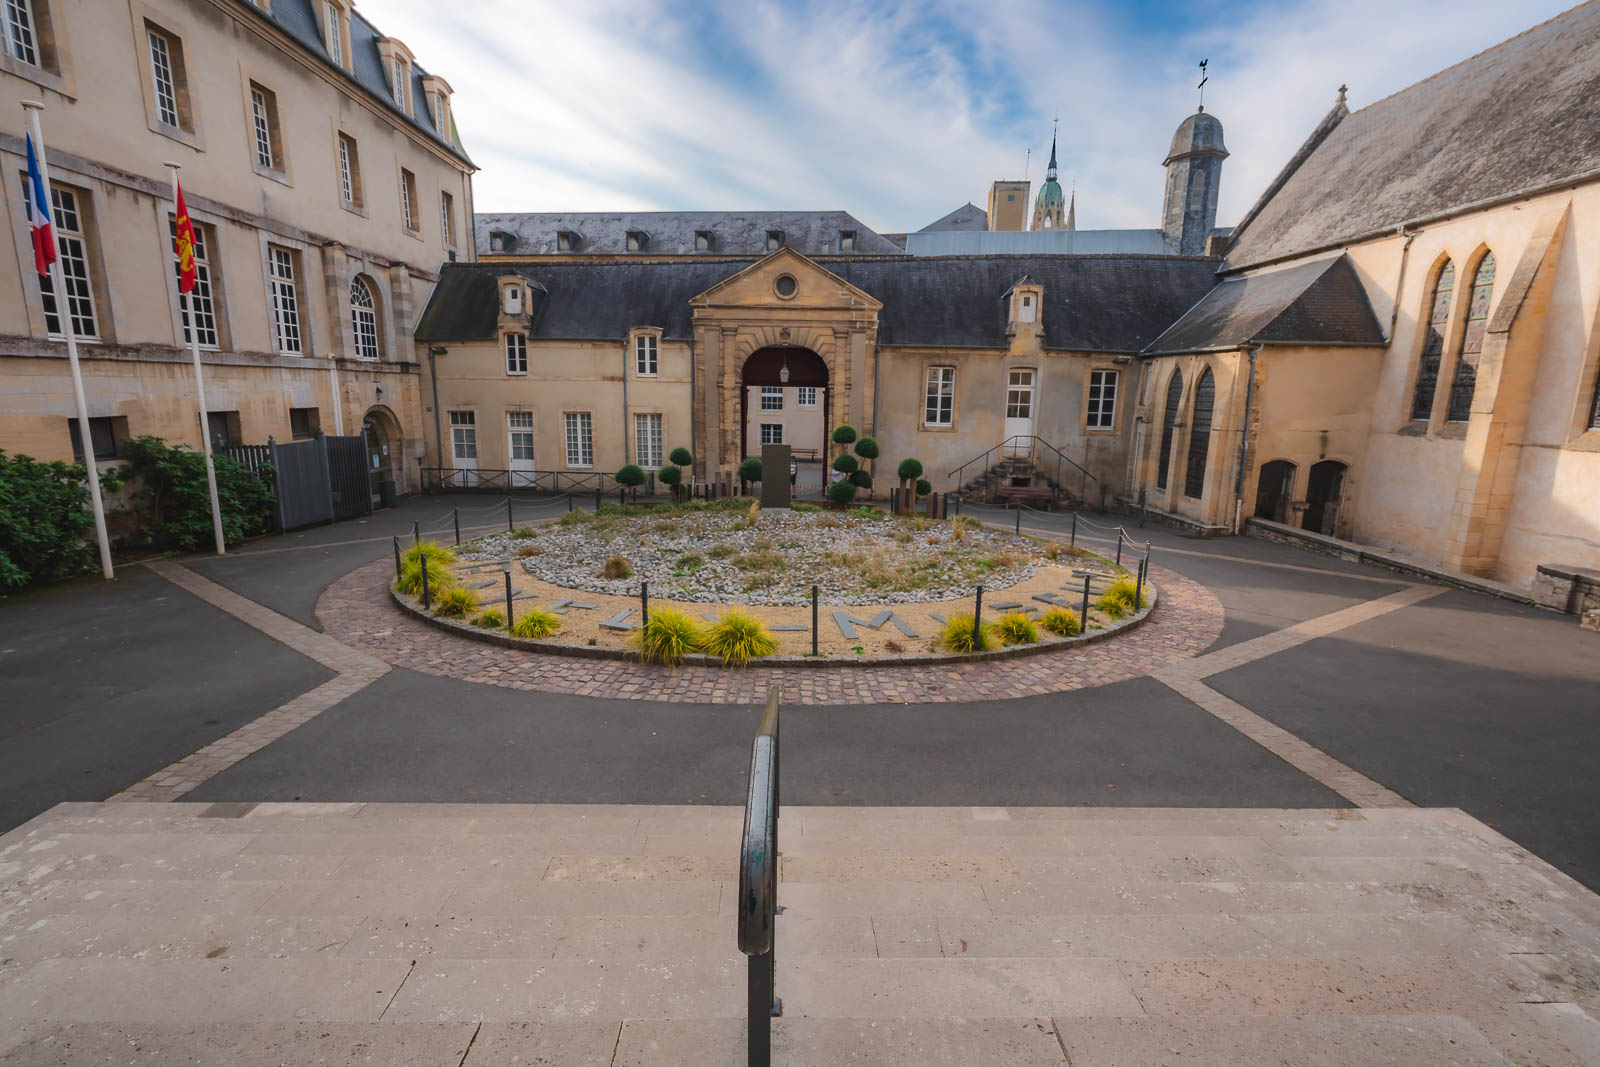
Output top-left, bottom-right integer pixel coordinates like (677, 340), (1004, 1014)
(392, 498), (1152, 666)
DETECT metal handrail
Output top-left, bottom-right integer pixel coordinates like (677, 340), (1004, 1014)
(421, 467), (650, 496)
(947, 435), (1100, 502)
(738, 687), (782, 1065)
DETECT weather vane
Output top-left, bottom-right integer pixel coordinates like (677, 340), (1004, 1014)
(1198, 58), (1209, 110)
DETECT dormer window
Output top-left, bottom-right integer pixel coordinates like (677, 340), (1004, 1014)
(695, 230), (714, 252)
(390, 57), (407, 113)
(765, 230), (784, 252)
(323, 1), (345, 69)
(489, 230), (515, 253)
(840, 230), (856, 253)
(557, 230), (581, 252)
(626, 230), (648, 252)
(503, 285), (523, 315)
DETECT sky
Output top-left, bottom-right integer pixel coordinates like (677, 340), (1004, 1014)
(366, 0), (1576, 234)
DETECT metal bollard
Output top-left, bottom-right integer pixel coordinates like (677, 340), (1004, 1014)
(453, 508), (460, 545)
(1015, 508), (1021, 534)
(1116, 536), (1123, 567)
(504, 567), (514, 627)
(641, 580), (649, 626)
(1080, 574), (1091, 626)
(421, 553), (430, 609)
(392, 536), (402, 578)
(973, 583), (984, 644)
(568, 494), (574, 513)
(506, 497), (513, 532)
(1134, 559), (1143, 613)
(413, 520), (419, 546)
(811, 585), (819, 656)
(1071, 512), (1078, 547)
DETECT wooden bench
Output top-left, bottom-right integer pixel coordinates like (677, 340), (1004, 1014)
(996, 485), (1056, 509)
(791, 448), (820, 462)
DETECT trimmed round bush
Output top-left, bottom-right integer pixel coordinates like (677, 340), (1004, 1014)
(831, 454), (859, 475)
(657, 464), (682, 487)
(848, 469), (873, 489)
(832, 425), (858, 445)
(897, 458), (924, 481)
(738, 457), (764, 483)
(669, 446), (693, 467)
(827, 480), (858, 505)
(853, 436), (879, 460)
(615, 463), (646, 488)
(916, 478), (932, 497)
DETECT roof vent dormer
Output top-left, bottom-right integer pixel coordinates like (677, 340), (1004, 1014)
(626, 230), (649, 252)
(557, 230), (582, 253)
(489, 230), (517, 253)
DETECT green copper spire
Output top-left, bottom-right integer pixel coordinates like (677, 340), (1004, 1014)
(1046, 130), (1058, 179)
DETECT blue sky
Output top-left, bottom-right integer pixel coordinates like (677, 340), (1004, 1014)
(369, 0), (1575, 233)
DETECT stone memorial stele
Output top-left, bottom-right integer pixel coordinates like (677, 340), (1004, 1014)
(761, 443), (791, 508)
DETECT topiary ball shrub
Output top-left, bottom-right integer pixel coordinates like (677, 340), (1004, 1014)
(511, 608), (562, 639)
(1040, 606), (1081, 637)
(897, 458), (924, 481)
(831, 454), (858, 475)
(939, 613), (994, 654)
(669, 446), (693, 467)
(853, 436), (879, 460)
(703, 608), (778, 666)
(657, 464), (682, 487)
(848, 469), (873, 489)
(993, 612), (1040, 646)
(615, 463), (646, 488)
(738, 457), (764, 484)
(629, 607), (703, 665)
(432, 586), (478, 619)
(827, 480), (858, 506)
(916, 478), (932, 497)
(831, 425), (858, 445)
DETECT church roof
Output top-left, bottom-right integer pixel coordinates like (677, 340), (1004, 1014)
(416, 254), (1220, 353)
(1143, 254), (1385, 355)
(1223, 2), (1600, 270)
(919, 203), (989, 232)
(474, 211), (903, 256)
(904, 229), (1175, 255)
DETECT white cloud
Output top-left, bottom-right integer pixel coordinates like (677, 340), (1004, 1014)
(363, 0), (1574, 234)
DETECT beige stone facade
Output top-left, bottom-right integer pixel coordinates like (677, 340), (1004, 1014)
(0, 0), (473, 497)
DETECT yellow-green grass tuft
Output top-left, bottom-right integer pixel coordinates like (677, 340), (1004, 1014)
(432, 586), (479, 619)
(629, 607), (704, 665)
(600, 555), (634, 580)
(472, 609), (506, 629)
(702, 609), (778, 666)
(1095, 576), (1147, 619)
(511, 608), (562, 639)
(395, 539), (459, 596)
(1040, 607), (1081, 637)
(993, 612), (1040, 645)
(939, 613), (996, 654)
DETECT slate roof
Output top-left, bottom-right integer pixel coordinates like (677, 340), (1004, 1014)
(1143, 255), (1386, 355)
(919, 203), (989, 232)
(1223, 2), (1600, 270)
(416, 255), (1220, 354)
(473, 212), (903, 256)
(904, 229), (1177, 256)
(234, 0), (468, 162)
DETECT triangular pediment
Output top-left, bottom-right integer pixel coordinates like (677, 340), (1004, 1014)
(689, 246), (882, 310)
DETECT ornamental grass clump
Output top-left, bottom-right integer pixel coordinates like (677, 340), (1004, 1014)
(939, 613), (995, 654)
(993, 612), (1040, 646)
(600, 554), (634, 580)
(1095, 576), (1147, 619)
(472, 609), (506, 629)
(629, 607), (704, 665)
(703, 609), (778, 666)
(396, 540), (458, 596)
(1040, 606), (1082, 637)
(432, 586), (478, 619)
(511, 608), (562, 639)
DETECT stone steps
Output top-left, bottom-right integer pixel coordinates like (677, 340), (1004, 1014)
(3, 803), (1600, 1065)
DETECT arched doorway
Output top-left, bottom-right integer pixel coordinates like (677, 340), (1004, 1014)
(741, 347), (829, 491)
(1303, 460), (1348, 535)
(362, 406), (401, 505)
(1254, 460), (1296, 523)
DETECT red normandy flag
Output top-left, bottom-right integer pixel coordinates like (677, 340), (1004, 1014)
(173, 178), (197, 294)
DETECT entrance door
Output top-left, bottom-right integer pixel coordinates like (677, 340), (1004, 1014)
(1004, 369), (1035, 456)
(1303, 460), (1347, 535)
(507, 411), (537, 488)
(363, 412), (392, 501)
(449, 410), (478, 488)
(1254, 460), (1295, 523)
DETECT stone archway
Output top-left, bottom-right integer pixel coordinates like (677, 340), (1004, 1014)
(740, 348), (829, 487)
(362, 405), (403, 504)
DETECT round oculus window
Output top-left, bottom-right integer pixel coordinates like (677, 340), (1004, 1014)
(774, 274), (798, 298)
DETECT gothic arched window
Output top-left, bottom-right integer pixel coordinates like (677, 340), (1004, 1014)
(1156, 369), (1183, 491)
(350, 276), (379, 361)
(1184, 368), (1215, 499)
(1446, 252), (1495, 422)
(1410, 259), (1453, 420)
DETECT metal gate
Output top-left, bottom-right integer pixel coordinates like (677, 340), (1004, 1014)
(243, 430), (374, 531)
(326, 434), (372, 521)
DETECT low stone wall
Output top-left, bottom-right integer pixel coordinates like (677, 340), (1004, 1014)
(1532, 564), (1600, 616)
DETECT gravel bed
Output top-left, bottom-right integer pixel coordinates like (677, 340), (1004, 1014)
(459, 508), (1051, 606)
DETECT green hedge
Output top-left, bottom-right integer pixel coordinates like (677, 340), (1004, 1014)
(0, 450), (123, 586)
(122, 436), (276, 552)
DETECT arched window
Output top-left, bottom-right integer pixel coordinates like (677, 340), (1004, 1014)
(1410, 259), (1453, 420)
(1184, 368), (1215, 499)
(350, 276), (379, 361)
(1156, 370), (1183, 490)
(1446, 252), (1495, 422)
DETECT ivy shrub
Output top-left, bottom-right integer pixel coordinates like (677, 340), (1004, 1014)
(0, 450), (124, 586)
(120, 436), (274, 552)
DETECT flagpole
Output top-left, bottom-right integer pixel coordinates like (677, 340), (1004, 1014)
(164, 161), (225, 556)
(23, 101), (113, 579)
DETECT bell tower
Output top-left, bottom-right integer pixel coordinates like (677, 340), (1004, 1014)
(1161, 107), (1228, 254)
(1030, 128), (1067, 230)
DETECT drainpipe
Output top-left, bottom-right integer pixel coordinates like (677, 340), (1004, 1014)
(1387, 225), (1416, 342)
(688, 332), (697, 481)
(1232, 344), (1261, 534)
(427, 345), (446, 478)
(621, 337), (631, 479)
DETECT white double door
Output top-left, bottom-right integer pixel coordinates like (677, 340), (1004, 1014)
(507, 411), (538, 488)
(1003, 369), (1035, 456)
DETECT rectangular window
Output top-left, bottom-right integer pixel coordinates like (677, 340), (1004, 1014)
(324, 2), (342, 66)
(267, 245), (301, 354)
(68, 415), (126, 463)
(796, 386), (817, 407)
(508, 411), (535, 460)
(399, 168), (417, 231)
(390, 57), (405, 110)
(439, 190), (454, 247)
(760, 385), (783, 411)
(1006, 370), (1034, 419)
(635, 335), (657, 376)
(564, 412), (593, 467)
(840, 230), (856, 252)
(24, 180), (98, 339)
(147, 28), (179, 127)
(760, 423), (783, 445)
(4, 0), (38, 65)
(504, 332), (526, 375)
(924, 366), (955, 426)
(169, 216), (218, 348)
(430, 92), (443, 130)
(289, 406), (320, 440)
(635, 412), (663, 468)
(1085, 369), (1119, 430)
(337, 133), (362, 208)
(449, 410), (477, 461)
(249, 85), (278, 170)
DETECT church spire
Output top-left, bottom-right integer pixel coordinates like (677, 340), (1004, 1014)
(1031, 118), (1067, 230)
(1046, 127), (1058, 180)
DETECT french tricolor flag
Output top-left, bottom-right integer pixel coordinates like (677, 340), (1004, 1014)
(25, 132), (55, 277)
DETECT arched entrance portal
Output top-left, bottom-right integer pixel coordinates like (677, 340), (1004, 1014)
(362, 406), (401, 506)
(741, 347), (829, 491)
(1254, 459), (1296, 523)
(1303, 460), (1348, 536)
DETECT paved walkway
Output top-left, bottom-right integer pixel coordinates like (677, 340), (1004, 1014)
(3, 802), (1599, 1065)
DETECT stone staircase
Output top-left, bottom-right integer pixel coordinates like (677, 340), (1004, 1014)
(957, 457), (1072, 509)
(4, 802), (1600, 1065)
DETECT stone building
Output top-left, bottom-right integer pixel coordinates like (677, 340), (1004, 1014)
(0, 0), (474, 497)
